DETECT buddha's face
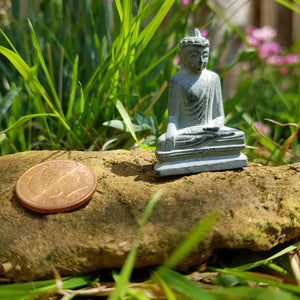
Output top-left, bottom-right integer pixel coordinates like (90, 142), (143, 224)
(181, 46), (209, 73)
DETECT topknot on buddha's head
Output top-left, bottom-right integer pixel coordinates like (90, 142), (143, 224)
(180, 28), (210, 48)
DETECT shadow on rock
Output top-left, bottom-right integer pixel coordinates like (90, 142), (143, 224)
(110, 161), (181, 183)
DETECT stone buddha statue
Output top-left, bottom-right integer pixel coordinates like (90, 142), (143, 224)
(155, 29), (247, 176)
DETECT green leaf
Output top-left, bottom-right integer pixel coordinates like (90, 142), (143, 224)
(66, 55), (79, 122)
(0, 89), (20, 116)
(236, 241), (300, 272)
(211, 286), (297, 300)
(126, 288), (152, 300)
(210, 267), (300, 294)
(103, 119), (146, 132)
(0, 45), (71, 132)
(27, 19), (64, 116)
(275, 0), (300, 14)
(115, 99), (155, 150)
(212, 275), (241, 287)
(224, 78), (253, 115)
(0, 113), (59, 135)
(136, 0), (175, 58)
(115, 0), (123, 21)
(0, 276), (90, 300)
(157, 267), (217, 300)
(0, 46), (35, 83)
(152, 272), (177, 300)
(163, 212), (218, 269)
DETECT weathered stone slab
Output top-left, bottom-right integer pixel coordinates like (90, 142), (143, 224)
(1, 150), (300, 282)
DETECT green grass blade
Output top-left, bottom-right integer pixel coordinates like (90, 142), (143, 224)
(236, 241), (300, 272)
(78, 82), (85, 115)
(210, 286), (297, 300)
(211, 267), (300, 294)
(108, 190), (163, 300)
(275, 0), (300, 13)
(115, 0), (123, 21)
(0, 276), (90, 300)
(138, 0), (165, 23)
(157, 267), (217, 300)
(0, 45), (70, 131)
(27, 19), (64, 117)
(0, 133), (19, 154)
(126, 288), (151, 300)
(152, 272), (177, 300)
(0, 113), (59, 135)
(0, 28), (19, 54)
(115, 99), (155, 150)
(123, 0), (132, 51)
(66, 55), (79, 122)
(0, 46), (34, 83)
(136, 0), (175, 59)
(133, 46), (178, 85)
(163, 212), (218, 269)
(0, 88), (20, 116)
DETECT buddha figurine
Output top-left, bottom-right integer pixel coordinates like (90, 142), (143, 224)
(155, 28), (247, 176)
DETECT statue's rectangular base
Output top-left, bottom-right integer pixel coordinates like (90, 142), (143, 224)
(154, 153), (248, 176)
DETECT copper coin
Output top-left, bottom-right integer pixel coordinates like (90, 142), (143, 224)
(15, 160), (97, 213)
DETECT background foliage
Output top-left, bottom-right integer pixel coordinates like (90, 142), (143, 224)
(1, 0), (300, 166)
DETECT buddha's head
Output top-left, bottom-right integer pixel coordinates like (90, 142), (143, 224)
(179, 28), (210, 74)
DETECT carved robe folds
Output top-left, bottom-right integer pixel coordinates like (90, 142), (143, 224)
(155, 69), (247, 176)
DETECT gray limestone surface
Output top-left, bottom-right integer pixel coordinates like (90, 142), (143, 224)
(1, 150), (300, 282)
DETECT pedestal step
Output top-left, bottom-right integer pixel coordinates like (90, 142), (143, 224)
(154, 153), (248, 176)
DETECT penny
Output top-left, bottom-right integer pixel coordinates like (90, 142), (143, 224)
(15, 160), (97, 213)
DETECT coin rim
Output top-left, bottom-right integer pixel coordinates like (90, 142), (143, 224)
(15, 160), (97, 214)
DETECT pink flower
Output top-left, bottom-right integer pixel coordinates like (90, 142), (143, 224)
(266, 55), (286, 66)
(252, 26), (277, 42)
(246, 35), (260, 47)
(200, 29), (208, 38)
(280, 68), (289, 75)
(173, 55), (180, 66)
(285, 54), (298, 64)
(181, 0), (190, 6)
(258, 42), (281, 59)
(254, 121), (271, 135)
(246, 26), (256, 36)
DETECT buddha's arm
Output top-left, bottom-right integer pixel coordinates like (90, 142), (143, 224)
(206, 73), (225, 129)
(165, 77), (180, 150)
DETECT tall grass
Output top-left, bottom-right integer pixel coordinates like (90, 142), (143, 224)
(0, 0), (208, 154)
(2, 1), (300, 165)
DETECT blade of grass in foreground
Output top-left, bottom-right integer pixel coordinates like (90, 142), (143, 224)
(108, 189), (164, 300)
(0, 276), (90, 300)
(210, 267), (300, 295)
(162, 212), (218, 269)
(156, 267), (217, 300)
(210, 286), (297, 300)
(154, 212), (218, 300)
(235, 240), (300, 272)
